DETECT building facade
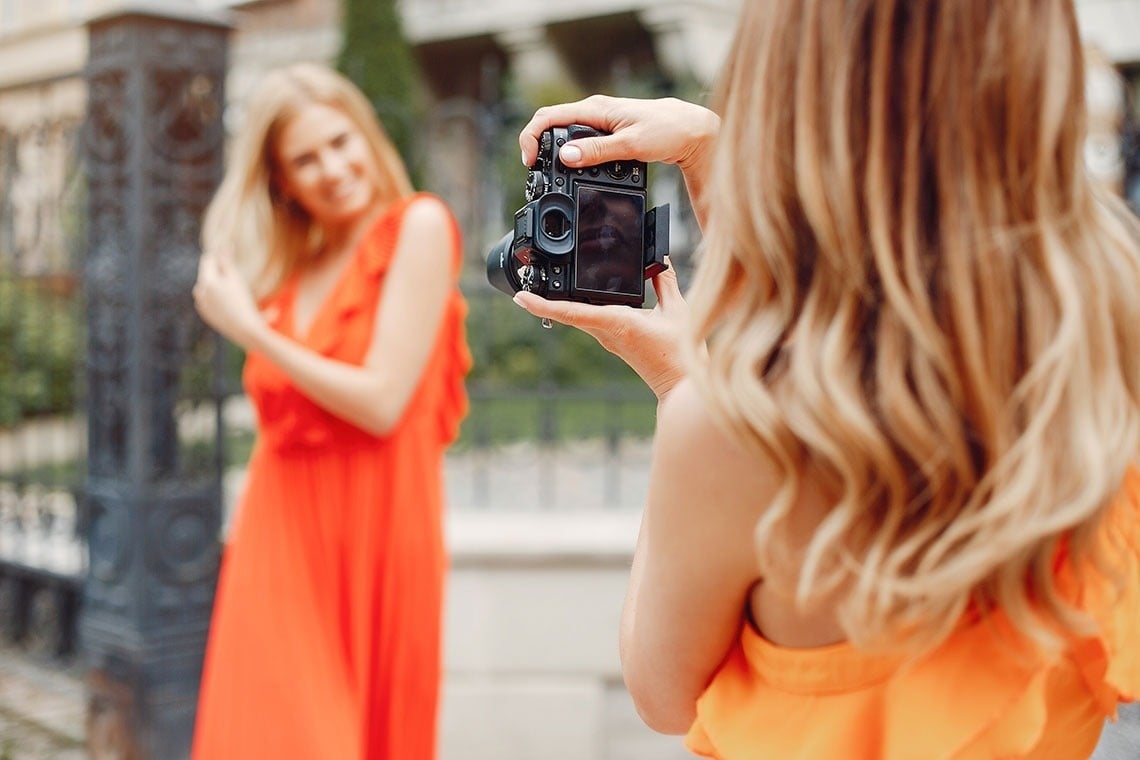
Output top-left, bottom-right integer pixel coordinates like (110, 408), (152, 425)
(0, 0), (744, 278)
(4, 0), (1139, 277)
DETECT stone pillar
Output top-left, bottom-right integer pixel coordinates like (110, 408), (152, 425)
(495, 25), (576, 101)
(80, 2), (230, 757)
(639, 7), (693, 87)
(639, 3), (742, 90)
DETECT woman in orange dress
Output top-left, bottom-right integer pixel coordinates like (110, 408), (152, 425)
(514, 1), (1140, 757)
(189, 62), (469, 759)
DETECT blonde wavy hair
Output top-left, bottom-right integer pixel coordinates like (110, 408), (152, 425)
(687, 0), (1140, 652)
(202, 62), (412, 296)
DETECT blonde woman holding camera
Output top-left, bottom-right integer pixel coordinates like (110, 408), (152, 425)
(517, 1), (1140, 757)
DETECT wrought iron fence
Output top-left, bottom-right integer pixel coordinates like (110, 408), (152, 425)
(0, 118), (87, 662)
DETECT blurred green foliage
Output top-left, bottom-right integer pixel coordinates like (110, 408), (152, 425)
(462, 289), (654, 389)
(336, 0), (421, 171)
(0, 275), (79, 427)
(456, 395), (656, 451)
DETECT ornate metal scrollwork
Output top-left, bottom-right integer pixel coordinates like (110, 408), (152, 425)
(79, 9), (230, 757)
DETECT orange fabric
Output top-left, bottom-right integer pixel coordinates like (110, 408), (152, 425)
(686, 469), (1140, 760)
(192, 193), (471, 760)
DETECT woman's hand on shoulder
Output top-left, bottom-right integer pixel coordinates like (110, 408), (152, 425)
(213, 194), (461, 438)
(192, 248), (266, 351)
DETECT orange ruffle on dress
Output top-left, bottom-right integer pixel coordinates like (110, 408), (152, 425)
(192, 193), (471, 760)
(686, 469), (1140, 760)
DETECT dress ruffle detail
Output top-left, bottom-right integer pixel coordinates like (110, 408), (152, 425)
(686, 470), (1140, 760)
(435, 293), (472, 445)
(312, 195), (413, 358)
(1070, 467), (1140, 706)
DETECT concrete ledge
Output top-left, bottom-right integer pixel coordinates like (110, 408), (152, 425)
(446, 564), (628, 675)
(438, 676), (695, 760)
(440, 677), (605, 760)
(447, 509), (640, 567)
(445, 510), (639, 676)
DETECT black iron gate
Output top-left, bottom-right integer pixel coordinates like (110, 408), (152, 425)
(0, 110), (87, 664)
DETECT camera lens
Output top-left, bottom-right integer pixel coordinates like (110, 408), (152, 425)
(541, 207), (571, 240)
(485, 230), (519, 297)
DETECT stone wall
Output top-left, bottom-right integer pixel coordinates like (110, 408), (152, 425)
(440, 510), (692, 760)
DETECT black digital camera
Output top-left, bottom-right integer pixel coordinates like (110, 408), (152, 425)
(485, 124), (669, 307)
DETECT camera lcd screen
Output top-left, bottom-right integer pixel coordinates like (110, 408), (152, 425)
(573, 186), (644, 297)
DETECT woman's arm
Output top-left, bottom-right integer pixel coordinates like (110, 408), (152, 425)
(620, 377), (774, 734)
(194, 196), (456, 436)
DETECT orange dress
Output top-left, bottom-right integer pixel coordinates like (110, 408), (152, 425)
(192, 193), (470, 760)
(686, 470), (1140, 760)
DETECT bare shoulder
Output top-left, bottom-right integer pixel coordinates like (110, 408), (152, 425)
(389, 194), (456, 269)
(657, 378), (766, 476)
(658, 377), (730, 441)
(400, 193), (454, 232)
(652, 377), (780, 522)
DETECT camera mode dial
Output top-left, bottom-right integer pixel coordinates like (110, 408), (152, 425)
(525, 170), (548, 201)
(518, 263), (547, 294)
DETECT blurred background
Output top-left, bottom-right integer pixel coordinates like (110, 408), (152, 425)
(0, 0), (1138, 757)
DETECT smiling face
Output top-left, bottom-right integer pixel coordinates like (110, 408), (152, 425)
(272, 101), (381, 231)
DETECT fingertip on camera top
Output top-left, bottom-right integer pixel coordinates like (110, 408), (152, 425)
(559, 144), (583, 164)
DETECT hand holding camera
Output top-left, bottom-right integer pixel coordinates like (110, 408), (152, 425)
(500, 96), (721, 398)
(487, 123), (670, 307)
(513, 262), (691, 400)
(519, 95), (720, 229)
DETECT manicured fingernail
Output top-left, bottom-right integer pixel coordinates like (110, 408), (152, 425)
(560, 144), (582, 163)
(521, 149), (528, 165)
(512, 294), (527, 309)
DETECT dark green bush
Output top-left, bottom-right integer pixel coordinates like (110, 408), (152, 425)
(0, 276), (80, 427)
(337, 0), (421, 169)
(462, 287), (652, 390)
